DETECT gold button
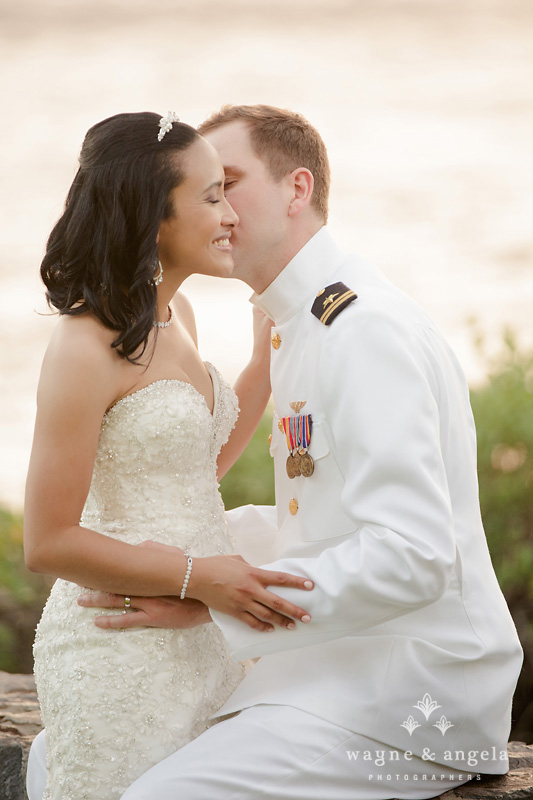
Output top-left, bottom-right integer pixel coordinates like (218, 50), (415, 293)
(278, 419), (284, 433)
(289, 498), (298, 515)
(268, 434), (272, 446)
(271, 331), (281, 349)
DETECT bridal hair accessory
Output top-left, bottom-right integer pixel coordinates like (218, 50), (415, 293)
(153, 306), (174, 328)
(158, 111), (180, 142)
(153, 259), (164, 286)
(180, 555), (193, 600)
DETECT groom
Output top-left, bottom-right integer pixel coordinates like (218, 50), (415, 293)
(30, 106), (523, 799)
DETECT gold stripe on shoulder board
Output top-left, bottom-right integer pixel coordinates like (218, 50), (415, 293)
(320, 290), (357, 324)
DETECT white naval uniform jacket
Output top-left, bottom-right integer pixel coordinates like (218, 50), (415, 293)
(211, 228), (522, 772)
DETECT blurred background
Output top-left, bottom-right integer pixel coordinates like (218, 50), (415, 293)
(0, 0), (531, 741)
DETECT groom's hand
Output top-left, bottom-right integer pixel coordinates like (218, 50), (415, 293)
(77, 593), (211, 629)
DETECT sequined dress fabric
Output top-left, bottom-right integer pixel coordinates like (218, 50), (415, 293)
(33, 363), (246, 800)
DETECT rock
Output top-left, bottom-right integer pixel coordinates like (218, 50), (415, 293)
(0, 672), (42, 800)
(0, 671), (532, 800)
(424, 743), (533, 800)
(441, 769), (533, 799)
(0, 736), (27, 800)
(508, 741), (533, 771)
(0, 673), (42, 739)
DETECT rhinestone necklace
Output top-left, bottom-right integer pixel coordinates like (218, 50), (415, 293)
(154, 306), (173, 328)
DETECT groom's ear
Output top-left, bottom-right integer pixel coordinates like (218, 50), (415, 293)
(287, 168), (314, 218)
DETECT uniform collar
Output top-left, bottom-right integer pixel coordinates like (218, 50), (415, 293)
(250, 227), (346, 325)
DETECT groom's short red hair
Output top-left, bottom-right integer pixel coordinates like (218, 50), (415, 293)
(198, 104), (330, 223)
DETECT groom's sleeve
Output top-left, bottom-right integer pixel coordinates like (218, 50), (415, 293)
(211, 310), (458, 660)
(224, 504), (278, 565)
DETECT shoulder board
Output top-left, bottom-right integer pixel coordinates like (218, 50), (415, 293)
(311, 282), (357, 325)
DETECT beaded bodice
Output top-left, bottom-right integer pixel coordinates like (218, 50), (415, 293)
(80, 362), (238, 553)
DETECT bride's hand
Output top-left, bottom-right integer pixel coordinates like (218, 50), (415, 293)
(187, 554), (313, 632)
(251, 307), (274, 369)
(77, 592), (210, 630)
(136, 540), (314, 632)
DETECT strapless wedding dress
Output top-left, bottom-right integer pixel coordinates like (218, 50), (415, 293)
(33, 363), (246, 800)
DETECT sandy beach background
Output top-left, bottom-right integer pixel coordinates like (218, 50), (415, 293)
(0, 0), (531, 511)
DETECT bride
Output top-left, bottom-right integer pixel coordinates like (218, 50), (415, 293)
(24, 111), (313, 800)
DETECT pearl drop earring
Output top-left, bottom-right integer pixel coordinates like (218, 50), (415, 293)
(154, 260), (163, 286)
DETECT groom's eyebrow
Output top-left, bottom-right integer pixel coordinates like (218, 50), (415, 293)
(223, 166), (244, 178)
(203, 180), (223, 193)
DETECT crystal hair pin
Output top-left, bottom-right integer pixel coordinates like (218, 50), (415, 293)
(157, 111), (180, 142)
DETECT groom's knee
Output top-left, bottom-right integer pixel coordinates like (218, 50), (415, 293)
(121, 785), (148, 800)
(26, 729), (47, 800)
(121, 780), (181, 800)
(121, 773), (172, 800)
(121, 765), (210, 800)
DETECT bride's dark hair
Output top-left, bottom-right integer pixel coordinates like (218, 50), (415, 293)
(41, 112), (199, 362)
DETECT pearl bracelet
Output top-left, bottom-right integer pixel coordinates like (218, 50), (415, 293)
(180, 555), (193, 600)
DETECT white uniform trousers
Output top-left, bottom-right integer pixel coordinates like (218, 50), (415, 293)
(26, 728), (47, 800)
(26, 705), (473, 800)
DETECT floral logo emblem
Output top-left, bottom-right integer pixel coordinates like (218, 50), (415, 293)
(400, 715), (421, 735)
(401, 693), (453, 736)
(414, 693), (442, 721)
(433, 715), (454, 735)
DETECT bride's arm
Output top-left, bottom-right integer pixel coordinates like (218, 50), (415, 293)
(24, 315), (189, 596)
(24, 319), (310, 629)
(216, 308), (272, 479)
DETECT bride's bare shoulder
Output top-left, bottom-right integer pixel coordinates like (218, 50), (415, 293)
(39, 312), (122, 405)
(47, 312), (117, 361)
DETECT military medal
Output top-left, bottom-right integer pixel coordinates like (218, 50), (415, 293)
(281, 412), (314, 478)
(299, 413), (314, 477)
(300, 453), (314, 477)
(290, 451), (302, 478)
(286, 452), (301, 479)
(290, 417), (303, 477)
(282, 416), (301, 478)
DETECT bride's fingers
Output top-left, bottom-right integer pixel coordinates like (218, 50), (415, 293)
(251, 583), (312, 625)
(247, 601), (299, 630)
(239, 611), (275, 633)
(256, 569), (314, 593)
